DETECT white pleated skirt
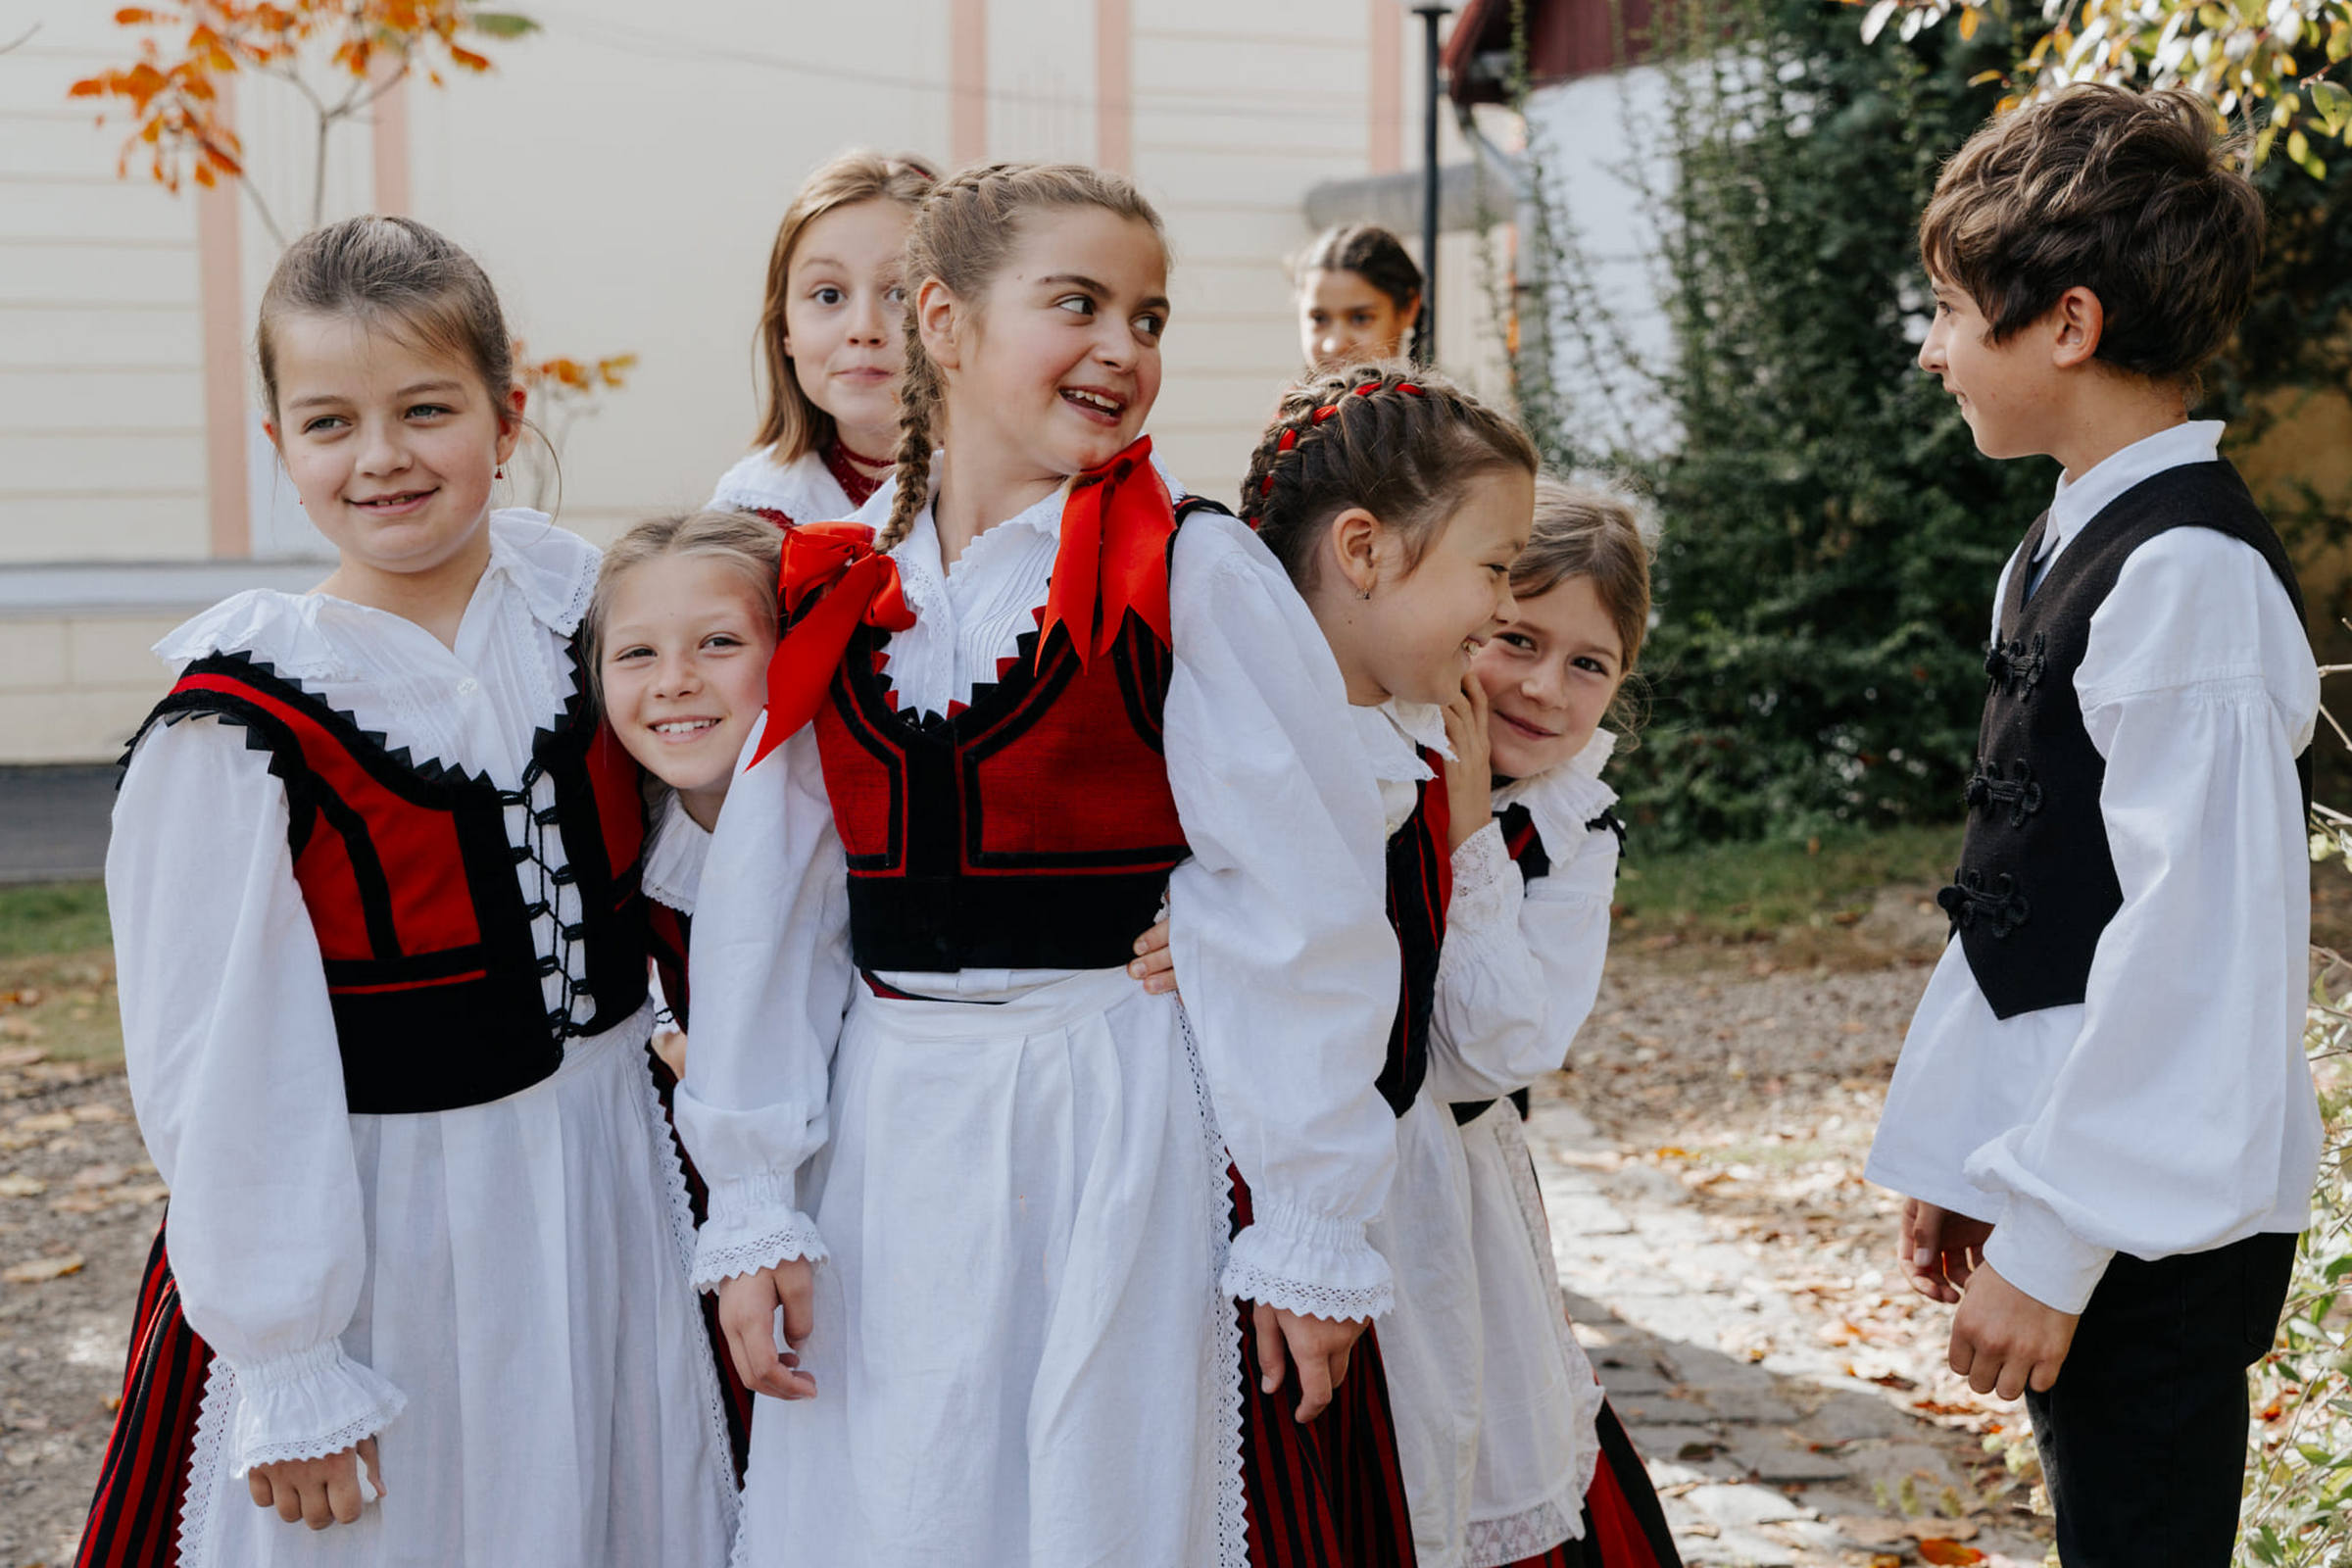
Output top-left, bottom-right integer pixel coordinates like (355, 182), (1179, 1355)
(179, 1011), (740, 1568)
(1455, 1101), (1604, 1568)
(1368, 1087), (1483, 1568)
(731, 967), (1243, 1568)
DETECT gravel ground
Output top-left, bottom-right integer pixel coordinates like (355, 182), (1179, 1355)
(0, 939), (2049, 1567)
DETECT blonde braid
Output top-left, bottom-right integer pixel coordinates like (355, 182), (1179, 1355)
(877, 328), (939, 552)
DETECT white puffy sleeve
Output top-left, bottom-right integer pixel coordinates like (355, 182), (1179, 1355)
(1164, 513), (1402, 1321)
(1967, 530), (2322, 1313)
(673, 716), (855, 1290)
(111, 717), (407, 1476)
(1428, 789), (1620, 1102)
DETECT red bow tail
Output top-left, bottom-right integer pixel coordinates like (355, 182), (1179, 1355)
(1038, 436), (1177, 669)
(749, 526), (914, 767)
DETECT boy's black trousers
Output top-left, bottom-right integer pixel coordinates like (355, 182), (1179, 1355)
(2025, 1229), (2297, 1566)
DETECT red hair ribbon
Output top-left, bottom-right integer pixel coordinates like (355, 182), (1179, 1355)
(1039, 434), (1177, 670)
(749, 520), (916, 766)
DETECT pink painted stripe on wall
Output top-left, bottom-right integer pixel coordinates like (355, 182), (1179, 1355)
(952, 0), (988, 166)
(196, 78), (249, 560)
(1097, 0), (1132, 173)
(371, 73), (412, 216)
(1369, 0), (1404, 174)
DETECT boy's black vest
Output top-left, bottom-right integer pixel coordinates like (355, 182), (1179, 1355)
(1940, 460), (2308, 1019)
(127, 653), (651, 1112)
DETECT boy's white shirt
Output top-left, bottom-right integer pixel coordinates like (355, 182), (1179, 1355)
(1864, 419), (2324, 1314)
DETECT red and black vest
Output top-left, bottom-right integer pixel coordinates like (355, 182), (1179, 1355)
(649, 903), (693, 1032)
(127, 653), (652, 1114)
(814, 600), (1189, 972)
(803, 495), (1227, 974)
(1380, 751), (1453, 1118)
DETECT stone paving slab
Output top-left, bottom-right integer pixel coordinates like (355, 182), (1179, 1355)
(1526, 1098), (2051, 1566)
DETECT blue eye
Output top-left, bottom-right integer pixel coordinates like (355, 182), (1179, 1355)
(302, 415), (347, 433)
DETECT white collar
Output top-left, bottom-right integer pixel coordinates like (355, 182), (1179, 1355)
(153, 509), (592, 674)
(710, 446), (855, 524)
(2039, 420), (2224, 564)
(640, 792), (711, 916)
(1494, 729), (1620, 857)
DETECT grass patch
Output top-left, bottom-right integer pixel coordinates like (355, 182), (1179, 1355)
(0, 881), (109, 959)
(1612, 824), (1963, 964)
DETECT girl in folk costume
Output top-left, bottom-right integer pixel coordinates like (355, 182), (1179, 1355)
(585, 508), (788, 1479)
(1235, 360), (1543, 1568)
(676, 162), (1406, 1567)
(1434, 481), (1681, 1568)
(709, 150), (936, 527)
(71, 516), (775, 1564)
(97, 216), (736, 1568)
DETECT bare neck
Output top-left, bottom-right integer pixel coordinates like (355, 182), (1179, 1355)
(928, 412), (1067, 569)
(316, 529), (494, 651)
(2049, 379), (2192, 485)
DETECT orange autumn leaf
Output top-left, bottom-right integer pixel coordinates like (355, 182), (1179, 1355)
(1917, 1542), (1986, 1566)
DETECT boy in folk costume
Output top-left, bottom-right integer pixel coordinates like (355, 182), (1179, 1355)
(1865, 85), (2320, 1564)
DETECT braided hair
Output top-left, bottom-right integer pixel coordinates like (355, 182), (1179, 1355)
(1239, 359), (1539, 590)
(878, 162), (1168, 553)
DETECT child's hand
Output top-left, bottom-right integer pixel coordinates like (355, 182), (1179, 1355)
(1899, 1198), (1991, 1304)
(248, 1437), (383, 1529)
(717, 1261), (819, 1400)
(1128, 915), (1179, 996)
(1949, 1260), (2079, 1399)
(1441, 673), (1494, 851)
(1250, 1301), (1368, 1423)
(652, 1028), (688, 1081)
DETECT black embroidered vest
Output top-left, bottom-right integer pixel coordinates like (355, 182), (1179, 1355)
(1381, 751), (1453, 1118)
(1941, 460), (2308, 1019)
(127, 653), (652, 1113)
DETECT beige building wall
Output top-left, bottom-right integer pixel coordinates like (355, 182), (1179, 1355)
(1, 0), (1481, 763)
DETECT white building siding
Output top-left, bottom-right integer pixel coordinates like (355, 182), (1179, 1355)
(0, 0), (1494, 761)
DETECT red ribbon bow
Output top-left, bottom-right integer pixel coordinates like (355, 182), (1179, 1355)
(1038, 435), (1177, 669)
(749, 520), (916, 766)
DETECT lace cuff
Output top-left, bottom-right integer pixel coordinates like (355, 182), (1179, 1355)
(1221, 1197), (1395, 1321)
(1447, 822), (1522, 934)
(226, 1343), (407, 1477)
(693, 1166), (828, 1291)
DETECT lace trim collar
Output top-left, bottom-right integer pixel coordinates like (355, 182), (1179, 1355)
(709, 447), (858, 527)
(153, 510), (591, 675)
(640, 793), (710, 916)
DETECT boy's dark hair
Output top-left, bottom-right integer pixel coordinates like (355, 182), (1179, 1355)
(1918, 84), (2263, 382)
(1240, 359), (1538, 588)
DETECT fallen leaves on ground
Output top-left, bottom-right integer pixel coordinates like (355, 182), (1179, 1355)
(3, 1252), (84, 1284)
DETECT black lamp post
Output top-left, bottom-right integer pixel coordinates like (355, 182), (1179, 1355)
(1410, 4), (1450, 367)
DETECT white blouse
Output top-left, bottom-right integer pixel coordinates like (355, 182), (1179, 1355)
(708, 446), (860, 528)
(108, 513), (612, 1471)
(677, 476), (1407, 1317)
(1428, 734), (1622, 1102)
(642, 793), (711, 917)
(1866, 420), (2324, 1315)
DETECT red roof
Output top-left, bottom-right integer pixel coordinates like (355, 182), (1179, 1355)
(1442, 0), (1661, 104)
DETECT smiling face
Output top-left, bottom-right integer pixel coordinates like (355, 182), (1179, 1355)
(783, 198), (913, 458)
(1473, 572), (1627, 778)
(266, 312), (521, 582)
(596, 553), (777, 829)
(1352, 466), (1534, 707)
(1298, 266), (1418, 371)
(1917, 276), (2066, 463)
(930, 206), (1168, 480)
